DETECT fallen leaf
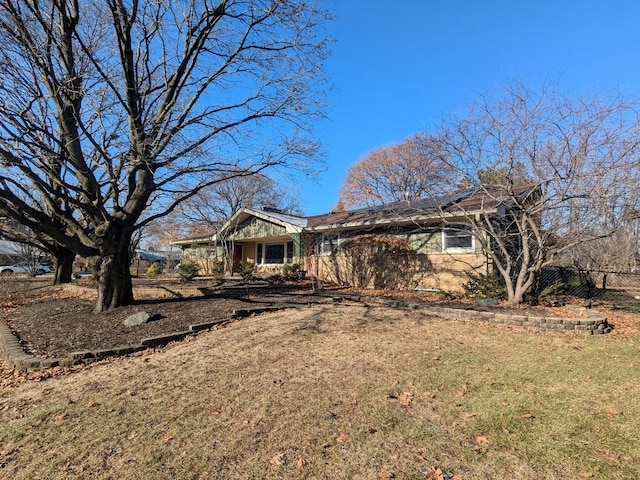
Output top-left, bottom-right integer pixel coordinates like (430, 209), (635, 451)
(55, 412), (68, 421)
(608, 408), (622, 416)
(424, 466), (444, 480)
(86, 401), (99, 408)
(474, 435), (489, 451)
(601, 452), (620, 464)
(460, 412), (476, 419)
(336, 433), (347, 443)
(521, 413), (535, 419)
(295, 458), (305, 468)
(379, 471), (394, 478)
(270, 453), (287, 466)
(398, 392), (413, 407)
(163, 435), (174, 443)
(453, 475), (463, 480)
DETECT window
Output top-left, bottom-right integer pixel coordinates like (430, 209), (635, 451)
(320, 233), (340, 255)
(286, 241), (294, 263)
(256, 241), (295, 264)
(265, 244), (285, 264)
(443, 224), (474, 252)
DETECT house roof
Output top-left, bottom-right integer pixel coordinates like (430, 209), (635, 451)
(170, 232), (218, 246)
(171, 184), (538, 244)
(306, 184), (537, 231)
(305, 191), (466, 231)
(0, 240), (24, 256)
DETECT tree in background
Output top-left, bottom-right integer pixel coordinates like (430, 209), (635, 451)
(0, 0), (330, 312)
(0, 214), (81, 284)
(338, 134), (459, 208)
(174, 172), (302, 236)
(433, 80), (640, 304)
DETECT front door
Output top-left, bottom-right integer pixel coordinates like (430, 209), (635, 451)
(232, 244), (243, 272)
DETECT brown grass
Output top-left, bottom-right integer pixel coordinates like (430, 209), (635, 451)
(1, 303), (640, 479)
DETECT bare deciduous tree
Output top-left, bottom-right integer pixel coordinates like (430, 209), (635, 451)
(0, 219), (77, 284)
(434, 80), (640, 304)
(175, 172), (302, 235)
(0, 0), (330, 312)
(338, 134), (458, 208)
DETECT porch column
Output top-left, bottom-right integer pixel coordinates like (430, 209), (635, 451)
(291, 233), (303, 262)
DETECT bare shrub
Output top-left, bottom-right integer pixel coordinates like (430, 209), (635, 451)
(329, 234), (432, 290)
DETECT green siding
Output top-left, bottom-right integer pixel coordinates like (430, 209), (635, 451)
(290, 232), (302, 259)
(231, 217), (286, 240)
(406, 229), (442, 253)
(181, 243), (223, 258)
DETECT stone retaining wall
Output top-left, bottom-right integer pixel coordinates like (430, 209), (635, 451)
(354, 296), (611, 335)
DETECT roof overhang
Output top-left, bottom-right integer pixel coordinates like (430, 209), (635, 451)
(305, 208), (496, 232)
(170, 234), (218, 246)
(220, 208), (307, 236)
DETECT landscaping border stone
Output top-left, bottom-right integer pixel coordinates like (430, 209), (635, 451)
(350, 296), (611, 335)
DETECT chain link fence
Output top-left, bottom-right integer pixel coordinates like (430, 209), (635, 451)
(537, 266), (640, 299)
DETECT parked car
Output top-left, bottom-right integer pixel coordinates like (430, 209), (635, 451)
(37, 262), (52, 274)
(0, 263), (49, 276)
(73, 269), (93, 279)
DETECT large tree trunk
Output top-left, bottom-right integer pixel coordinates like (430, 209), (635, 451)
(91, 233), (135, 313)
(52, 247), (75, 285)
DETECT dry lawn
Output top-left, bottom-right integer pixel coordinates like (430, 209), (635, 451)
(1, 302), (640, 479)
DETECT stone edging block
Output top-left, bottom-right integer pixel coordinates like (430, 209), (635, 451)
(346, 296), (611, 336)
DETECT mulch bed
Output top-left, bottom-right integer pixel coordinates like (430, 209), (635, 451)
(1, 278), (331, 359)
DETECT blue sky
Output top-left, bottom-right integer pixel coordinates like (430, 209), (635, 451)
(297, 0), (640, 215)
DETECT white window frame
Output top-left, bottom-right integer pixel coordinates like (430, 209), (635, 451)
(442, 224), (475, 253)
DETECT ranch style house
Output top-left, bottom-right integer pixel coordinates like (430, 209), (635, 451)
(172, 184), (536, 292)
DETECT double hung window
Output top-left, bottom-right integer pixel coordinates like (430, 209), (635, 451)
(443, 224), (474, 252)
